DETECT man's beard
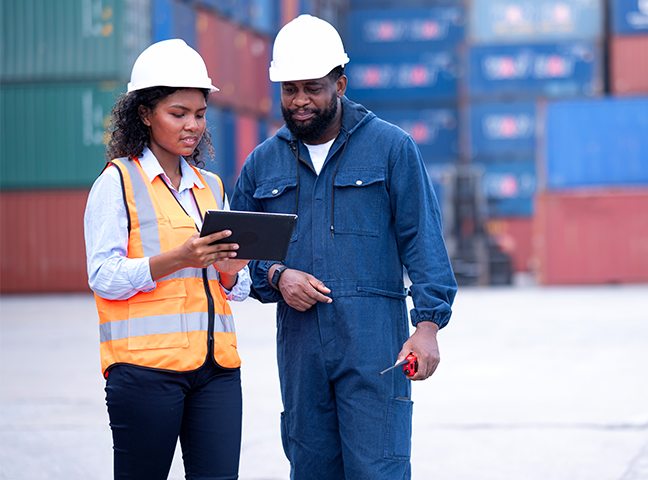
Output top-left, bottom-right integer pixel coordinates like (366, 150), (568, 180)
(281, 92), (338, 144)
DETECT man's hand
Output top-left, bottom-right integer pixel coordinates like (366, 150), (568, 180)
(272, 267), (332, 312)
(396, 321), (440, 381)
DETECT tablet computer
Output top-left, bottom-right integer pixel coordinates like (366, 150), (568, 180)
(200, 210), (297, 261)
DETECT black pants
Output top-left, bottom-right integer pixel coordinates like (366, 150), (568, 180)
(105, 361), (242, 480)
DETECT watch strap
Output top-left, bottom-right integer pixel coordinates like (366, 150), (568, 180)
(271, 265), (288, 290)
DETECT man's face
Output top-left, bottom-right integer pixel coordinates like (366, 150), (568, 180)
(280, 77), (339, 144)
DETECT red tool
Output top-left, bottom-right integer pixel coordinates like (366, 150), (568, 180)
(379, 354), (418, 377)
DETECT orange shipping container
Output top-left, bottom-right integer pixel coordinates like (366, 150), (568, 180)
(1, 189), (91, 293)
(609, 34), (648, 95)
(486, 217), (533, 273)
(534, 189), (648, 285)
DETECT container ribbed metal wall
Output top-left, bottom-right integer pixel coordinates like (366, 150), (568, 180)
(1, 0), (150, 83)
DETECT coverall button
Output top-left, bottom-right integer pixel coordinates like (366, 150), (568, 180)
(272, 189), (279, 195)
(356, 180), (362, 185)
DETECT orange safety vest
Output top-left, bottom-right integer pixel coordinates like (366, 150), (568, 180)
(94, 157), (240, 375)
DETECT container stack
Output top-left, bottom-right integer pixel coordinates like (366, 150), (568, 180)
(0, 0), (346, 293)
(461, 0), (605, 275)
(341, 2), (482, 281)
(534, 96), (648, 285)
(1, 0), (151, 293)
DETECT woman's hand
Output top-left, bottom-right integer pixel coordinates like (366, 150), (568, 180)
(178, 231), (240, 268)
(149, 230), (239, 281)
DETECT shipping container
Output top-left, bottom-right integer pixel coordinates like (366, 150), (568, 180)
(474, 159), (536, 217)
(204, 103), (234, 194)
(152, 0), (197, 48)
(1, 81), (123, 190)
(196, 11), (241, 110)
(0, 189), (91, 293)
(468, 0), (603, 44)
(346, 51), (459, 104)
(464, 42), (603, 100)
(466, 101), (536, 158)
(216, 109), (236, 195)
(609, 34), (648, 95)
(609, 0), (648, 35)
(541, 97), (648, 189)
(237, 29), (272, 114)
(372, 108), (460, 163)
(534, 189), (648, 285)
(345, 6), (465, 56)
(250, 0), (278, 34)
(1, 0), (150, 83)
(486, 217), (533, 272)
(235, 113), (260, 179)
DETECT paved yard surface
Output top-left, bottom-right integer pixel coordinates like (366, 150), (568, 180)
(1, 283), (647, 479)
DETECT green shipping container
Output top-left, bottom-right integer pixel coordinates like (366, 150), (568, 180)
(1, 81), (125, 189)
(1, 0), (150, 83)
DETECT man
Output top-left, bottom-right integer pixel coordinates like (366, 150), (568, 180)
(231, 15), (457, 480)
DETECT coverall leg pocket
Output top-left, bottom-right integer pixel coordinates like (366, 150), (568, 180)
(383, 397), (413, 460)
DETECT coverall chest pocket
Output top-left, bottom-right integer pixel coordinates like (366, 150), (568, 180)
(254, 179), (299, 242)
(333, 169), (385, 237)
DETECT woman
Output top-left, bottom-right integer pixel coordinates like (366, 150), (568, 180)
(84, 39), (249, 480)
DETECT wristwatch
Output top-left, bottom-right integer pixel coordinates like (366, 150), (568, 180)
(271, 265), (288, 291)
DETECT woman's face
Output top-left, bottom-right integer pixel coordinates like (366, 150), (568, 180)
(140, 88), (207, 164)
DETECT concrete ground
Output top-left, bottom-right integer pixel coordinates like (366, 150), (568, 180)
(1, 282), (647, 479)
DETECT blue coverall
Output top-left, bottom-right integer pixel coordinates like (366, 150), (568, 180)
(231, 96), (457, 480)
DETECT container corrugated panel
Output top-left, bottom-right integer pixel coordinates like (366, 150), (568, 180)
(1, 81), (123, 190)
(534, 189), (648, 285)
(468, 0), (603, 44)
(1, 0), (150, 83)
(196, 11), (241, 110)
(371, 108), (459, 163)
(346, 52), (458, 104)
(465, 42), (603, 100)
(474, 159), (536, 217)
(250, 0), (277, 34)
(609, 0), (648, 35)
(0, 189), (91, 293)
(235, 114), (259, 179)
(221, 110), (237, 194)
(152, 0), (197, 48)
(542, 97), (648, 189)
(204, 103), (234, 194)
(237, 30), (272, 114)
(280, 0), (300, 27)
(486, 217), (533, 272)
(609, 34), (648, 95)
(346, 6), (465, 56)
(467, 101), (536, 158)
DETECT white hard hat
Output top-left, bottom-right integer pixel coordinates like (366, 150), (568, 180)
(127, 39), (219, 93)
(269, 15), (350, 82)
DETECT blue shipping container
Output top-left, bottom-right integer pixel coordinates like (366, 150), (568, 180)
(466, 42), (602, 100)
(205, 104), (237, 196)
(346, 52), (458, 103)
(372, 108), (459, 163)
(346, 6), (465, 56)
(544, 97), (648, 189)
(152, 0), (197, 48)
(609, 0), (648, 34)
(468, 0), (603, 44)
(467, 101), (536, 158)
(475, 159), (537, 217)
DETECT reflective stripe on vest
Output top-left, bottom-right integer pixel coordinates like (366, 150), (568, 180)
(94, 158), (239, 374)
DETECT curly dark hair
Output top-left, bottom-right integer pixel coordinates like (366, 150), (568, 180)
(105, 86), (214, 168)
